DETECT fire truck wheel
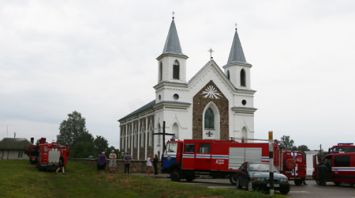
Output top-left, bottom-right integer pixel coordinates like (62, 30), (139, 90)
(229, 175), (237, 185)
(279, 185), (290, 195)
(294, 179), (302, 186)
(334, 181), (340, 186)
(170, 169), (181, 182)
(185, 175), (195, 182)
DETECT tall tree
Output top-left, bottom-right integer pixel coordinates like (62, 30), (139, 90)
(94, 135), (109, 154)
(70, 132), (95, 158)
(280, 135), (295, 150)
(57, 111), (88, 146)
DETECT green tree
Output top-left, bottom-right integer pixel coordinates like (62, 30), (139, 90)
(57, 111), (88, 147)
(280, 135), (295, 150)
(297, 145), (310, 152)
(70, 132), (95, 158)
(94, 136), (109, 155)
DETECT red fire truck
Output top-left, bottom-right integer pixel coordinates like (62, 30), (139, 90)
(27, 138), (69, 171)
(273, 147), (307, 186)
(161, 139), (271, 183)
(313, 143), (355, 186)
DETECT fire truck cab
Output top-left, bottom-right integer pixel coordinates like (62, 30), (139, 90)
(162, 139), (270, 183)
(313, 143), (355, 186)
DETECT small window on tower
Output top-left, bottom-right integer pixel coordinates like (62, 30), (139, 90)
(173, 93), (179, 100)
(227, 70), (230, 80)
(173, 60), (180, 80)
(240, 69), (246, 87)
(159, 62), (163, 81)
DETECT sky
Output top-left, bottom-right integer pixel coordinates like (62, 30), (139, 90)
(0, 0), (354, 150)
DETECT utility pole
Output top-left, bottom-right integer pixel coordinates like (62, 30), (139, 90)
(269, 131), (274, 196)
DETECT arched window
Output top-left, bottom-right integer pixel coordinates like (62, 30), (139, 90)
(159, 62), (163, 81)
(173, 60), (180, 80)
(172, 123), (179, 139)
(204, 108), (215, 129)
(240, 69), (246, 87)
(227, 70), (230, 80)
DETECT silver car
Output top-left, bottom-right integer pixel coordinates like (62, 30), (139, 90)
(234, 162), (290, 194)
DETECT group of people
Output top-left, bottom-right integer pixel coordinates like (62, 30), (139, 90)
(97, 151), (160, 175)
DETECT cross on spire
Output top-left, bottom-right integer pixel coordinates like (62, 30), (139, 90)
(209, 48), (214, 60)
(172, 11), (175, 20)
(235, 23), (238, 30)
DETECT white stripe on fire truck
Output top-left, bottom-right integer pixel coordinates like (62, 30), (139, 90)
(332, 167), (355, 172)
(212, 155), (229, 159)
(182, 154), (194, 158)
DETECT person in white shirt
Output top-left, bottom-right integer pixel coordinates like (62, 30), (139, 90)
(146, 157), (153, 176)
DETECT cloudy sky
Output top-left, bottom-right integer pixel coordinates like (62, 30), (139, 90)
(1, 0), (354, 150)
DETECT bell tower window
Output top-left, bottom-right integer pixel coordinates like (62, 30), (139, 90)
(173, 60), (180, 80)
(159, 62), (163, 81)
(240, 69), (246, 87)
(227, 70), (230, 80)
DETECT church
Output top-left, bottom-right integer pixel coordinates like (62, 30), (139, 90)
(118, 17), (257, 160)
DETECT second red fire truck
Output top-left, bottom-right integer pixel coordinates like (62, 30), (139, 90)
(162, 138), (306, 185)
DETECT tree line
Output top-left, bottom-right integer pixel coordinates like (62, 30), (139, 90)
(57, 111), (118, 158)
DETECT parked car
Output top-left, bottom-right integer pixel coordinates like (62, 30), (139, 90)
(234, 162), (290, 195)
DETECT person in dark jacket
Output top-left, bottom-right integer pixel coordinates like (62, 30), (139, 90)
(97, 152), (107, 171)
(153, 154), (159, 175)
(123, 152), (131, 174)
(56, 155), (65, 174)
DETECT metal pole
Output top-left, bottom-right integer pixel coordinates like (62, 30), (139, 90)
(269, 131), (274, 196)
(162, 121), (166, 154)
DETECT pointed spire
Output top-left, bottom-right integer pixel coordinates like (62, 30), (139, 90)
(226, 26), (247, 65)
(162, 17), (183, 55)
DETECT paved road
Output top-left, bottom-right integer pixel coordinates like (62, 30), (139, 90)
(154, 176), (355, 198)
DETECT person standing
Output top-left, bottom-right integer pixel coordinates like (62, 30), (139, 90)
(153, 154), (159, 175)
(97, 152), (107, 171)
(56, 155), (65, 174)
(123, 152), (131, 174)
(146, 157), (153, 176)
(108, 150), (117, 173)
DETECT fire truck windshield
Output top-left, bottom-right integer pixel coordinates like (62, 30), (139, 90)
(166, 142), (177, 154)
(329, 146), (355, 153)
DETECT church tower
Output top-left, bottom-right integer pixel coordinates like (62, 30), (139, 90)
(155, 17), (188, 103)
(223, 27), (252, 90)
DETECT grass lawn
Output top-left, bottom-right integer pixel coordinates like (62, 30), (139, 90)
(0, 160), (285, 198)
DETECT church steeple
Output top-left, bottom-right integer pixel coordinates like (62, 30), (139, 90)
(162, 18), (183, 55)
(226, 27), (247, 65)
(156, 16), (188, 84)
(223, 26), (252, 89)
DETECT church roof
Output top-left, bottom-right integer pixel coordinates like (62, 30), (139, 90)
(119, 100), (156, 121)
(162, 18), (183, 55)
(226, 28), (248, 66)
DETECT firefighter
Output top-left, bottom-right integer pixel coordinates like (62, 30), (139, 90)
(56, 155), (65, 174)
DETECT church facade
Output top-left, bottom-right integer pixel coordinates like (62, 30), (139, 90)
(119, 18), (257, 160)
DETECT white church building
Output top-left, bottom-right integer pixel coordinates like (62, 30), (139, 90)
(119, 18), (257, 160)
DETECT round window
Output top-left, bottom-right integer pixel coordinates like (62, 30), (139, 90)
(173, 94), (179, 100)
(242, 100), (247, 106)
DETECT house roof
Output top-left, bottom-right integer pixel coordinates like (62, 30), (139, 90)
(119, 100), (156, 122)
(0, 138), (31, 150)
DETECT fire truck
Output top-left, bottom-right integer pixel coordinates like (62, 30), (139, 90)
(273, 146), (307, 186)
(161, 139), (271, 183)
(162, 139), (307, 185)
(313, 143), (355, 186)
(26, 137), (69, 171)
